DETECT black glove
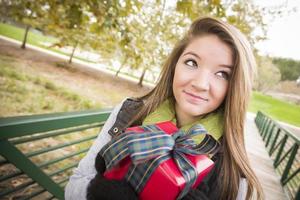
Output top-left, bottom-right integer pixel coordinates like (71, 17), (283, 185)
(182, 189), (210, 200)
(182, 152), (222, 200)
(86, 152), (138, 200)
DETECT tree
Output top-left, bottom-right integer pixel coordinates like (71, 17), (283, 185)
(109, 1), (187, 86)
(40, 1), (91, 63)
(272, 57), (300, 81)
(0, 0), (11, 22)
(42, 0), (142, 64)
(86, 0), (143, 66)
(254, 56), (281, 93)
(2, 0), (292, 88)
(2, 0), (48, 49)
(175, 0), (287, 46)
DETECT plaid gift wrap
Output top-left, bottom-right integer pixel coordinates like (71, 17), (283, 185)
(100, 121), (218, 200)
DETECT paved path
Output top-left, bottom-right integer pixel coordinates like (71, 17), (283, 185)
(267, 91), (300, 105)
(245, 114), (289, 200)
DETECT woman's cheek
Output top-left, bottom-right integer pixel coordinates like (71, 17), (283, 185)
(212, 81), (228, 101)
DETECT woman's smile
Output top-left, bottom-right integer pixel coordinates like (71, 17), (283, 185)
(183, 90), (208, 105)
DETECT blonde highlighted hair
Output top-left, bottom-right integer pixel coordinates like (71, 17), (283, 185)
(129, 17), (263, 199)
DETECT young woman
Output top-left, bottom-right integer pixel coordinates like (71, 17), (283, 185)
(65, 17), (264, 200)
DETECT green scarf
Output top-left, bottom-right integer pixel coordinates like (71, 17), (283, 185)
(143, 99), (224, 144)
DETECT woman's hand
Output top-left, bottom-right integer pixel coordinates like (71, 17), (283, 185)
(182, 189), (210, 200)
(86, 152), (138, 200)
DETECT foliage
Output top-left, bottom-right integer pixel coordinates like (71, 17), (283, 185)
(175, 0), (286, 45)
(254, 56), (281, 93)
(0, 0), (50, 48)
(0, 0), (47, 27)
(37, 1), (89, 63)
(275, 81), (300, 96)
(0, 22), (57, 46)
(1, 0), (292, 86)
(41, 0), (142, 63)
(109, 1), (188, 86)
(272, 57), (300, 81)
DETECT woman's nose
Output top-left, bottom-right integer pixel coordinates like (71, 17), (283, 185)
(191, 70), (210, 91)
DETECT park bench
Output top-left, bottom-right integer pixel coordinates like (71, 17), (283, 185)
(0, 109), (111, 199)
(0, 110), (299, 199)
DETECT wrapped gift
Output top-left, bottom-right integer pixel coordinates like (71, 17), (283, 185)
(101, 121), (215, 200)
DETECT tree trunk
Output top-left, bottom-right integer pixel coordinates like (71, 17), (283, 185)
(116, 57), (128, 77)
(116, 65), (123, 77)
(138, 67), (147, 87)
(21, 25), (30, 49)
(69, 42), (78, 64)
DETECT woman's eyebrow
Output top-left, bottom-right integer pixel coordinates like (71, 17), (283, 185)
(183, 51), (233, 69)
(219, 64), (233, 69)
(182, 51), (200, 59)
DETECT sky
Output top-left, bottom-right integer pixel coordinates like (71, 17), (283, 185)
(254, 0), (300, 61)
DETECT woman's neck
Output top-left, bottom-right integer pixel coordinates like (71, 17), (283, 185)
(174, 104), (201, 128)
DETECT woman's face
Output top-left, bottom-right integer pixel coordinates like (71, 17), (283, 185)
(172, 34), (233, 126)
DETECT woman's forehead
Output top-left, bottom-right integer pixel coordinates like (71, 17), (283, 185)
(182, 35), (233, 66)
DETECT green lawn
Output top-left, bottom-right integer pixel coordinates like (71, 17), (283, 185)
(0, 22), (58, 47)
(0, 23), (97, 63)
(249, 91), (300, 127)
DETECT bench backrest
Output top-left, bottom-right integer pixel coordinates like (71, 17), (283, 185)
(0, 109), (111, 200)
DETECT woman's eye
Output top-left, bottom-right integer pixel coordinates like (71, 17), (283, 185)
(216, 71), (230, 80)
(184, 59), (197, 68)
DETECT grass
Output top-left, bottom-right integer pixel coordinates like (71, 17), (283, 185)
(0, 22), (58, 47)
(0, 22), (97, 64)
(249, 91), (300, 127)
(0, 54), (101, 117)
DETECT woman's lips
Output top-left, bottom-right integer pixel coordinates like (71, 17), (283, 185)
(183, 90), (208, 102)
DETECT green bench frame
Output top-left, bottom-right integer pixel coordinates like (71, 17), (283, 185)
(0, 109), (111, 200)
(255, 111), (299, 199)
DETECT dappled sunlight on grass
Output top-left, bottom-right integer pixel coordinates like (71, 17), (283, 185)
(0, 54), (101, 117)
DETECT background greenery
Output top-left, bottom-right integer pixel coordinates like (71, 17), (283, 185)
(249, 91), (300, 127)
(0, 0), (299, 126)
(1, 50), (299, 126)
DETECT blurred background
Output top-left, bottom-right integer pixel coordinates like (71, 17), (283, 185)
(0, 1), (299, 199)
(0, 0), (299, 127)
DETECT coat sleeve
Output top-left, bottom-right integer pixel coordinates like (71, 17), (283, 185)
(64, 99), (126, 200)
(236, 178), (248, 200)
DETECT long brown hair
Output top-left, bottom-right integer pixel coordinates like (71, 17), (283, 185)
(128, 17), (263, 200)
